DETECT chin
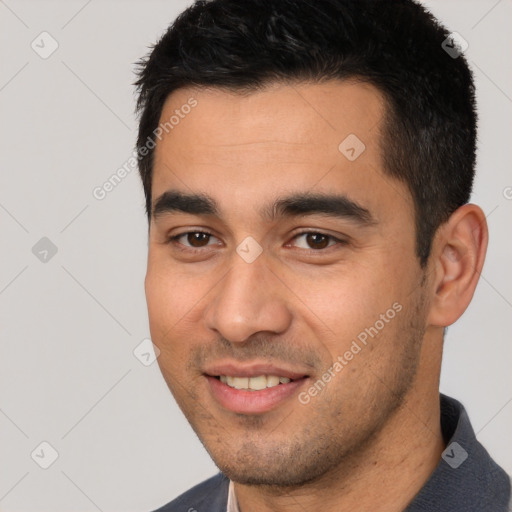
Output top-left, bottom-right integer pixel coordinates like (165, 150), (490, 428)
(203, 437), (343, 488)
(218, 461), (333, 488)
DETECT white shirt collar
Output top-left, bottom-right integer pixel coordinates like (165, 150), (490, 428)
(227, 480), (240, 512)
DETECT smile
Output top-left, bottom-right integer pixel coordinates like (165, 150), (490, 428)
(217, 374), (292, 391)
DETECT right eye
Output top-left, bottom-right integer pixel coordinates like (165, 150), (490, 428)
(168, 230), (222, 251)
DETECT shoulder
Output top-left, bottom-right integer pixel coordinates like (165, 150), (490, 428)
(406, 395), (511, 511)
(151, 473), (230, 512)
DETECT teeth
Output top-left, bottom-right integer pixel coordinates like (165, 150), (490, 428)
(266, 375), (280, 387)
(232, 377), (248, 390)
(219, 374), (293, 391)
(248, 375), (267, 390)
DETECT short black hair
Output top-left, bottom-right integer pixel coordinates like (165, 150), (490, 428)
(135, 0), (477, 266)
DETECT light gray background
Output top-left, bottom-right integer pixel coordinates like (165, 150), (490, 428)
(0, 0), (510, 510)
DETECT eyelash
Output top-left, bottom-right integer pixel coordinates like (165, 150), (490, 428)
(167, 230), (347, 253)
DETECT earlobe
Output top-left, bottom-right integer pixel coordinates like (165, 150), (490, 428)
(428, 204), (488, 327)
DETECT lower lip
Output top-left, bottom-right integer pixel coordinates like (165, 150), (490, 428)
(206, 376), (307, 414)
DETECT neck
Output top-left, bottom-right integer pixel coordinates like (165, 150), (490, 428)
(234, 337), (445, 512)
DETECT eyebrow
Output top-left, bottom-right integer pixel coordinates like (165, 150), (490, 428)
(265, 193), (375, 225)
(152, 190), (375, 225)
(152, 191), (218, 218)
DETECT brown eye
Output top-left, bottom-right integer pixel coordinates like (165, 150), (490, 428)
(186, 232), (211, 247)
(305, 233), (330, 249)
(289, 232), (345, 251)
(169, 231), (219, 250)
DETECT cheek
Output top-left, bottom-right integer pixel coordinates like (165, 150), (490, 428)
(279, 263), (398, 351)
(145, 268), (192, 388)
(145, 253), (207, 325)
(145, 255), (219, 369)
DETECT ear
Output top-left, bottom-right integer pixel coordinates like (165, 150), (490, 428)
(427, 204), (488, 327)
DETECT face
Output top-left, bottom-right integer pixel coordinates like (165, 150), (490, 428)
(145, 81), (430, 486)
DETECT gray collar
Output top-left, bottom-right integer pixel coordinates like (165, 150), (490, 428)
(404, 394), (511, 511)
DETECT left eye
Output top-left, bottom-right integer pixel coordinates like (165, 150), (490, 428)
(291, 232), (340, 250)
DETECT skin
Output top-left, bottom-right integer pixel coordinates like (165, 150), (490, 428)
(145, 81), (488, 511)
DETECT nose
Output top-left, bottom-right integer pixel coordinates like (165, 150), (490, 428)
(204, 255), (293, 343)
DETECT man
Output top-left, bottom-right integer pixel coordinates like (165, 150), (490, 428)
(134, 0), (511, 510)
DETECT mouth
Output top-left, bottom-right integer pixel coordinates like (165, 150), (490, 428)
(204, 363), (310, 414)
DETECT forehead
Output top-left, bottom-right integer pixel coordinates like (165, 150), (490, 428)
(151, 80), (413, 221)
(156, 80), (382, 158)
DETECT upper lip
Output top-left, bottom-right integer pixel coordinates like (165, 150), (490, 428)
(204, 361), (310, 380)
